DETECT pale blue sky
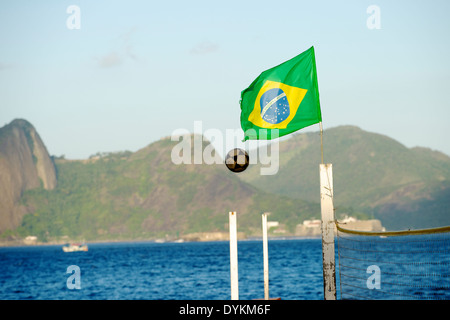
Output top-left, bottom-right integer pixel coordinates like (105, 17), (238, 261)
(1, 0), (449, 159)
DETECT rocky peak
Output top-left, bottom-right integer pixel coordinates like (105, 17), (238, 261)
(0, 119), (57, 232)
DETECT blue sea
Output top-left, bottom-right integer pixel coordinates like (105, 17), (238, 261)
(0, 239), (326, 300)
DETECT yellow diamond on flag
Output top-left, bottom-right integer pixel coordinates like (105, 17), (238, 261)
(247, 80), (308, 129)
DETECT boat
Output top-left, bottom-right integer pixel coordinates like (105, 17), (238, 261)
(62, 243), (88, 252)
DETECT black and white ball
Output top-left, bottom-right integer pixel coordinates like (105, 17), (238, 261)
(225, 148), (249, 173)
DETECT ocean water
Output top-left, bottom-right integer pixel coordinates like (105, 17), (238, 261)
(0, 239), (325, 300)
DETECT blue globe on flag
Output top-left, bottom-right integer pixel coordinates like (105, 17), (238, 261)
(260, 88), (290, 124)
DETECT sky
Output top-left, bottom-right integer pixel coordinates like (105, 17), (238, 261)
(1, 0), (450, 159)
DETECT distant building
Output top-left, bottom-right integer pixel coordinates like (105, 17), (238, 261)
(24, 236), (37, 245)
(340, 215), (357, 224)
(296, 216), (384, 237)
(303, 219), (321, 228)
(267, 221), (279, 229)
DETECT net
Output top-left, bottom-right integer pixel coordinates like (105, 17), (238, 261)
(336, 223), (450, 300)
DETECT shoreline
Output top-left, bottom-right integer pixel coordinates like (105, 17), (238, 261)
(0, 234), (322, 248)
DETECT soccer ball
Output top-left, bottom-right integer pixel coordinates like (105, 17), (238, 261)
(225, 148), (249, 173)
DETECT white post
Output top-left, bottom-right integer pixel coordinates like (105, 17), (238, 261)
(262, 213), (269, 300)
(319, 164), (337, 300)
(229, 211), (239, 300)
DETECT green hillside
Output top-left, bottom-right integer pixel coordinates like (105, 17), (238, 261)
(3, 123), (448, 242)
(239, 126), (450, 230)
(9, 135), (321, 242)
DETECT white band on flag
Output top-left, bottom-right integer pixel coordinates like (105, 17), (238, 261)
(261, 92), (286, 118)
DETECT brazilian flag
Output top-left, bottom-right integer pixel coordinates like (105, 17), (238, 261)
(240, 46), (322, 141)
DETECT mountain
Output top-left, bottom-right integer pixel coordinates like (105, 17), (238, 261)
(4, 129), (319, 243)
(0, 119), (56, 233)
(2, 120), (447, 242)
(238, 125), (450, 230)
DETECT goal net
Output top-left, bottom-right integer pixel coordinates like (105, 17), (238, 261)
(336, 223), (450, 300)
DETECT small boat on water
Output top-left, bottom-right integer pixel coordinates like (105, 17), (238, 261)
(62, 243), (88, 252)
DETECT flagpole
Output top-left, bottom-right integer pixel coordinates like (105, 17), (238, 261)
(319, 122), (324, 164)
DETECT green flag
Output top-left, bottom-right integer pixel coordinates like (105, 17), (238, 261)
(240, 46), (322, 141)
